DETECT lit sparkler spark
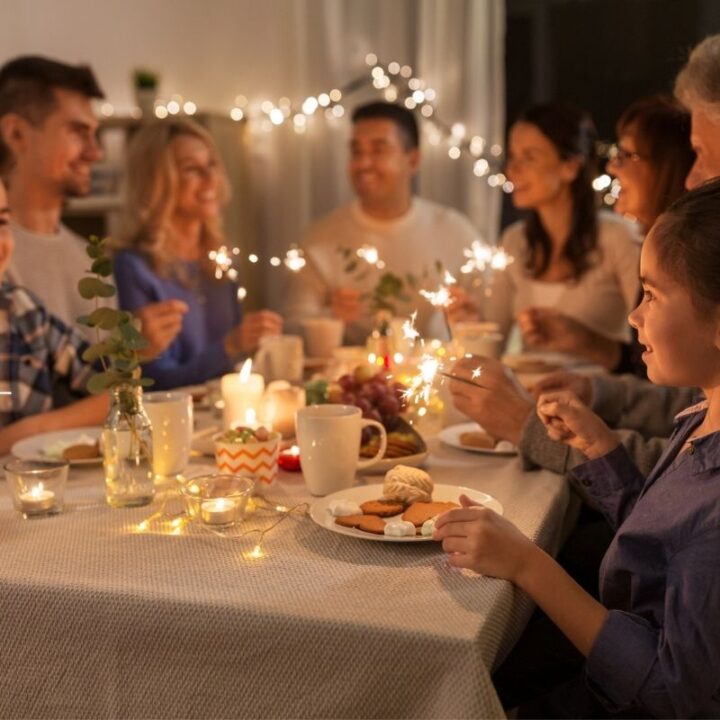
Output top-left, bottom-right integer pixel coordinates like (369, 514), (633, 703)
(209, 245), (240, 280)
(419, 272), (456, 309)
(402, 311), (421, 342)
(471, 366), (482, 380)
(283, 247), (306, 272)
(356, 244), (380, 266)
(460, 239), (514, 274)
(402, 354), (441, 405)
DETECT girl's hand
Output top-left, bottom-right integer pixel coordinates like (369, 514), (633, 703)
(433, 494), (538, 582)
(536, 390), (619, 459)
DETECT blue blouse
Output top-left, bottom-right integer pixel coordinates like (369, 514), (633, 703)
(114, 250), (241, 389)
(573, 402), (720, 718)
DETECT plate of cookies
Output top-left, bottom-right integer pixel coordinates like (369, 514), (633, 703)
(358, 420), (428, 474)
(12, 427), (103, 465)
(439, 422), (517, 456)
(310, 465), (503, 542)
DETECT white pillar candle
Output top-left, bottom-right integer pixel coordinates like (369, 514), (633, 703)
(221, 359), (265, 430)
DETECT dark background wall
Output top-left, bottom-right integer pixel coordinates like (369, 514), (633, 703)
(502, 0), (720, 226)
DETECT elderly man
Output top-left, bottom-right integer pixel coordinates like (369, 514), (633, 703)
(0, 55), (185, 354)
(285, 101), (478, 344)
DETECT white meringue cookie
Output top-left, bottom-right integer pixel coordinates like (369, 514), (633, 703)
(327, 500), (363, 517)
(421, 517), (438, 537)
(382, 465), (434, 503)
(384, 519), (417, 537)
(495, 440), (515, 453)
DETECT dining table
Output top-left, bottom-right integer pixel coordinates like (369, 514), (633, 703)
(0, 412), (573, 719)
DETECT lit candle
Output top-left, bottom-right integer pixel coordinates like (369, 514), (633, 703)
(261, 383), (305, 438)
(221, 359), (265, 430)
(19, 483), (56, 514)
(200, 498), (237, 526)
(278, 445), (301, 472)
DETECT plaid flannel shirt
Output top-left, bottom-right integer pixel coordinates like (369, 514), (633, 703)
(0, 282), (92, 425)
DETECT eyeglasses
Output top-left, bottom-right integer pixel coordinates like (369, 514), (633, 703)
(607, 144), (647, 165)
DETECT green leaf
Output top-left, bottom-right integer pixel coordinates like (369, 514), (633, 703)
(86, 244), (103, 259)
(82, 340), (119, 363)
(88, 235), (103, 246)
(78, 277), (116, 300)
(87, 370), (121, 394)
(119, 322), (148, 350)
(86, 307), (122, 330)
(76, 314), (92, 326)
(91, 257), (113, 277)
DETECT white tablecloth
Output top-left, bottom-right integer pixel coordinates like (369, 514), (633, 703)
(0, 433), (570, 719)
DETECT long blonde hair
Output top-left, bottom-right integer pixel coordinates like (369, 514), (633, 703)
(118, 118), (230, 277)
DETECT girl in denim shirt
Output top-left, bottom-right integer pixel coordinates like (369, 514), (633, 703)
(435, 179), (720, 718)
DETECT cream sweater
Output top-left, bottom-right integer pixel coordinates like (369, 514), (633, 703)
(483, 212), (642, 342)
(285, 198), (478, 344)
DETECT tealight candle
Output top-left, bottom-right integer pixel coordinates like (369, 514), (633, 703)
(200, 498), (237, 526)
(278, 445), (301, 472)
(221, 359), (265, 430)
(19, 485), (56, 515)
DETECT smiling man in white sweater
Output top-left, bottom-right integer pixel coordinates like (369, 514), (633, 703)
(285, 101), (478, 345)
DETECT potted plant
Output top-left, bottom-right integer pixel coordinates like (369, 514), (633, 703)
(78, 235), (155, 508)
(133, 67), (160, 117)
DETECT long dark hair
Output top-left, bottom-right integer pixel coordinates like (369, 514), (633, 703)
(616, 94), (694, 227)
(515, 102), (599, 280)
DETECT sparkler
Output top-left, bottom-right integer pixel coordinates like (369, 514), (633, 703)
(419, 270), (456, 340)
(208, 245), (308, 283)
(459, 239), (514, 274)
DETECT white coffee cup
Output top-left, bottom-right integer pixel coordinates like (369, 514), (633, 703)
(254, 335), (304, 382)
(144, 391), (193, 478)
(295, 405), (387, 496)
(301, 318), (344, 359)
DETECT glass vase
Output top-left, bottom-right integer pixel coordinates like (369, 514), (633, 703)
(102, 384), (154, 508)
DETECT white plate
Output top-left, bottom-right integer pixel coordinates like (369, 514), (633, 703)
(310, 483), (503, 542)
(439, 422), (518, 456)
(11, 426), (103, 465)
(357, 450), (429, 475)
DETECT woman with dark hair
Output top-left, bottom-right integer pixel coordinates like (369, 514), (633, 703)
(518, 95), (694, 375)
(449, 102), (641, 354)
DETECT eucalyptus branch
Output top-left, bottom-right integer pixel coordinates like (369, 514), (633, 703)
(76, 235), (153, 394)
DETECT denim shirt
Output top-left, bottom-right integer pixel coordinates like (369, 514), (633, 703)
(572, 402), (720, 718)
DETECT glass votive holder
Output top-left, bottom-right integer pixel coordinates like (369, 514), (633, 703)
(180, 474), (254, 529)
(5, 459), (69, 518)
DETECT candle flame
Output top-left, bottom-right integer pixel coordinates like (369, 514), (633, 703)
(238, 358), (252, 382)
(30, 483), (45, 498)
(244, 408), (257, 426)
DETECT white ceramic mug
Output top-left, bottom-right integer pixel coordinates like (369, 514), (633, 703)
(295, 405), (387, 496)
(301, 318), (344, 359)
(144, 391), (193, 478)
(254, 335), (304, 382)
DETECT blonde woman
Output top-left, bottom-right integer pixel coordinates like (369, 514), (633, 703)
(115, 119), (282, 389)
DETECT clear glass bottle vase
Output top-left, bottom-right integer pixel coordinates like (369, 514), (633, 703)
(102, 384), (154, 508)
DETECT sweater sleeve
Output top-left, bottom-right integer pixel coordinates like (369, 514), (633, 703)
(587, 528), (720, 717)
(114, 252), (234, 388)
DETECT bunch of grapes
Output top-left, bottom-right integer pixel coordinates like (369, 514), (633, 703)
(327, 366), (407, 432)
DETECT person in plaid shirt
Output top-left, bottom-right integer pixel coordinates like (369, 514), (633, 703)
(0, 178), (106, 453)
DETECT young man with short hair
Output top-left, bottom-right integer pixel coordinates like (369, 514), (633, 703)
(0, 55), (185, 354)
(286, 101), (478, 344)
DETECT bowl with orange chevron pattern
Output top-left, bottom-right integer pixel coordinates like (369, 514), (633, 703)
(213, 431), (280, 490)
